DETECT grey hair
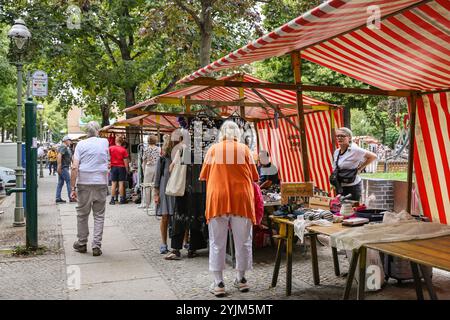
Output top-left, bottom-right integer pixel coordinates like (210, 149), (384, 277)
(219, 121), (241, 142)
(337, 127), (353, 139)
(85, 121), (100, 137)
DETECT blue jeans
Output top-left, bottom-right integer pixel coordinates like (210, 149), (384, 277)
(56, 167), (71, 200)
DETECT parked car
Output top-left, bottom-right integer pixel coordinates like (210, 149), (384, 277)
(0, 166), (16, 189)
(0, 178), (6, 198)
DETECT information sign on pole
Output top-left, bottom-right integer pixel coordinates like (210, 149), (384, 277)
(32, 71), (48, 97)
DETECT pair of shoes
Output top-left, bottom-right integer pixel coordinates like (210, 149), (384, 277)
(56, 199), (66, 203)
(92, 247), (102, 257)
(159, 244), (169, 254)
(233, 277), (250, 292)
(73, 241), (87, 253)
(209, 281), (226, 297)
(109, 198), (115, 205)
(187, 250), (198, 258)
(164, 250), (181, 260)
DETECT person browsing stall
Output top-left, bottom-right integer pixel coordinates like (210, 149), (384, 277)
(109, 136), (130, 204)
(258, 150), (280, 190)
(332, 127), (377, 201)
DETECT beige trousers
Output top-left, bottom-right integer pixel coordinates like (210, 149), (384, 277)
(75, 184), (107, 249)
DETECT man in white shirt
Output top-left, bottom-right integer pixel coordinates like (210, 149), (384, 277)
(70, 121), (110, 257)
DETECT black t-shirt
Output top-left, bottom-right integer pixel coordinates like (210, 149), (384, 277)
(58, 145), (72, 169)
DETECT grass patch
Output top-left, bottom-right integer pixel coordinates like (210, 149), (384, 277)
(360, 172), (407, 181)
(12, 245), (48, 256)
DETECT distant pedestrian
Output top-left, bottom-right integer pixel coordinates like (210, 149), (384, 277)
(109, 136), (130, 205)
(47, 147), (58, 175)
(70, 121), (110, 257)
(56, 136), (74, 203)
(142, 135), (160, 208)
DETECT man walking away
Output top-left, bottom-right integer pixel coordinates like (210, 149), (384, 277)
(109, 136), (129, 205)
(56, 136), (74, 203)
(70, 121), (110, 257)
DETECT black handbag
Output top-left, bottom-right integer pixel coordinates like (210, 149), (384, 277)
(330, 151), (358, 186)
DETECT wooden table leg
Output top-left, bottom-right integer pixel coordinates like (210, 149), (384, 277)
(419, 265), (438, 300)
(357, 247), (367, 301)
(266, 210), (276, 247)
(309, 233), (320, 285)
(343, 248), (360, 300)
(332, 246), (340, 276)
(410, 262), (424, 300)
(271, 237), (283, 288)
(286, 224), (293, 296)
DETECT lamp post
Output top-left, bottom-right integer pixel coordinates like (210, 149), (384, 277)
(8, 19), (31, 227)
(37, 104), (44, 178)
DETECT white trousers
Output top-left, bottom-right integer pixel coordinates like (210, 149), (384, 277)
(208, 215), (253, 272)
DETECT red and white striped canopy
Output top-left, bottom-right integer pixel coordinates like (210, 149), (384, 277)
(258, 109), (344, 194)
(179, 0), (450, 92)
(101, 114), (178, 132)
(125, 74), (334, 119)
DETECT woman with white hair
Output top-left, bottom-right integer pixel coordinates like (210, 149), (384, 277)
(332, 127), (377, 201)
(199, 120), (259, 297)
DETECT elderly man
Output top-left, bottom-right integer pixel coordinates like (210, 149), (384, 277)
(56, 136), (74, 203)
(70, 121), (110, 256)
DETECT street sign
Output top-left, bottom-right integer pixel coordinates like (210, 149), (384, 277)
(32, 71), (48, 97)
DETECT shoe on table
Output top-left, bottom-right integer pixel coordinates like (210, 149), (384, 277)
(92, 247), (102, 256)
(233, 277), (249, 292)
(56, 199), (66, 203)
(209, 281), (226, 297)
(73, 241), (87, 253)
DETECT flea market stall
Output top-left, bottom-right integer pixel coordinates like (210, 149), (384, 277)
(175, 0), (450, 299)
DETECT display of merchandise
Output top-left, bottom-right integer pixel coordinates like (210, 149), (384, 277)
(188, 112), (221, 161)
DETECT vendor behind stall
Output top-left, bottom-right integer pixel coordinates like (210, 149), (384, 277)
(258, 150), (280, 189)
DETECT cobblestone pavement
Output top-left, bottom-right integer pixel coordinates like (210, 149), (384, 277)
(107, 200), (450, 300)
(1, 176), (450, 300)
(0, 175), (67, 300)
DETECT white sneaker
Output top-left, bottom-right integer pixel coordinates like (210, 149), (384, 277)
(209, 281), (226, 297)
(233, 277), (249, 292)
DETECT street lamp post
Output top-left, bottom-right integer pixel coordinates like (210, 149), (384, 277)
(8, 19), (31, 227)
(37, 104), (44, 178)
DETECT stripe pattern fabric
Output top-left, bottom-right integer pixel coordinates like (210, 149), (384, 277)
(414, 92), (450, 224)
(257, 109), (344, 194)
(179, 0), (449, 91)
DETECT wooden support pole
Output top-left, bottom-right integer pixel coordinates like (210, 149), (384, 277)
(188, 77), (412, 97)
(254, 121), (260, 154)
(407, 94), (417, 214)
(330, 109), (337, 152)
(291, 51), (310, 182)
(251, 89), (301, 132)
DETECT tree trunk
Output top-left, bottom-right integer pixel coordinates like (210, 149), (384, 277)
(200, 0), (213, 67)
(1, 127), (4, 143)
(344, 106), (351, 129)
(124, 87), (136, 110)
(100, 104), (110, 127)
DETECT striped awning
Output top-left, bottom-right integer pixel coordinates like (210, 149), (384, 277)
(413, 92), (450, 224)
(124, 73), (335, 119)
(100, 114), (178, 132)
(258, 109), (344, 193)
(179, 0), (450, 92)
